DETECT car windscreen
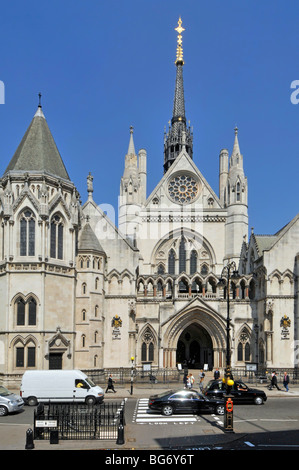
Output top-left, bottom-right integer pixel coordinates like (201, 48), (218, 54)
(0, 386), (11, 397)
(85, 378), (96, 387)
(204, 380), (214, 390)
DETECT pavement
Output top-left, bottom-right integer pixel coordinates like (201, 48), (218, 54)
(1, 381), (299, 451)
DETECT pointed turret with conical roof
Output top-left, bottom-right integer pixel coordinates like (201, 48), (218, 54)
(224, 127), (248, 263)
(4, 101), (70, 181)
(78, 222), (105, 255)
(228, 127), (246, 186)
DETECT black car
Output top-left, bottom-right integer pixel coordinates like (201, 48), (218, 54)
(203, 379), (267, 405)
(148, 389), (225, 416)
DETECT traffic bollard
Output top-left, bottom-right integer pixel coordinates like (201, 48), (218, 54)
(25, 428), (35, 450)
(116, 409), (125, 445)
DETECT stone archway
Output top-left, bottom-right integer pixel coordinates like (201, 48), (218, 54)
(176, 323), (213, 369)
(161, 302), (227, 370)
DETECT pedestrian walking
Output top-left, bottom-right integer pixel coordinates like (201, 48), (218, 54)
(105, 374), (116, 393)
(199, 369), (205, 391)
(183, 373), (188, 389)
(214, 368), (220, 380)
(283, 371), (290, 392)
(189, 373), (195, 388)
(186, 375), (192, 389)
(269, 371), (281, 390)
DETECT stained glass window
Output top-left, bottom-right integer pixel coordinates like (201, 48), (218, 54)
(168, 174), (199, 204)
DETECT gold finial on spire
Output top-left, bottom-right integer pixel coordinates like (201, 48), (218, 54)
(175, 17), (185, 65)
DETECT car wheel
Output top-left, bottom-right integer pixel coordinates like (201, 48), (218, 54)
(162, 405), (174, 416)
(85, 396), (96, 406)
(0, 405), (8, 416)
(215, 404), (225, 415)
(254, 396), (264, 405)
(27, 396), (38, 406)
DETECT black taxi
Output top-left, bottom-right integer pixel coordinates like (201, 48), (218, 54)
(203, 379), (267, 405)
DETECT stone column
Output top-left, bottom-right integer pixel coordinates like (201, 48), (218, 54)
(266, 332), (272, 364)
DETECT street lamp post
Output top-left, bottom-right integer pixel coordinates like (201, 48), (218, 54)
(218, 260), (239, 433)
(130, 356), (134, 395)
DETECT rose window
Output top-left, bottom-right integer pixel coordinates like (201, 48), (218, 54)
(168, 174), (199, 204)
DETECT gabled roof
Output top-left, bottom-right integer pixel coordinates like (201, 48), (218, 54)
(145, 149), (221, 208)
(4, 106), (70, 181)
(252, 212), (299, 256)
(252, 235), (278, 256)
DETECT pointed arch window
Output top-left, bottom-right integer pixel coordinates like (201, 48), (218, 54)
(201, 264), (209, 276)
(237, 342), (243, 361)
(236, 182), (241, 202)
(179, 237), (186, 273)
(17, 298), (25, 325)
(16, 297), (37, 326)
(50, 214), (64, 259)
(237, 331), (251, 362)
(141, 342), (147, 362)
(20, 210), (35, 256)
(148, 342), (154, 362)
(190, 250), (197, 275)
(16, 343), (36, 368)
(157, 264), (165, 275)
(141, 327), (155, 363)
(168, 249), (175, 275)
(28, 297), (37, 325)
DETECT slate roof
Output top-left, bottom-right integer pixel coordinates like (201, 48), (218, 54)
(253, 213), (299, 256)
(4, 106), (70, 181)
(78, 223), (105, 254)
(253, 235), (278, 255)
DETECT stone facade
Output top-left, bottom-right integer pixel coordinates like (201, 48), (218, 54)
(0, 21), (298, 387)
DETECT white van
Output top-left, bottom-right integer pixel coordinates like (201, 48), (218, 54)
(20, 370), (104, 406)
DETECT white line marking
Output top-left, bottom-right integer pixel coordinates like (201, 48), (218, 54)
(245, 441), (255, 447)
(136, 417), (197, 423)
(260, 419), (298, 422)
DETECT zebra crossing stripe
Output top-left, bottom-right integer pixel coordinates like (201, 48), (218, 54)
(134, 398), (199, 424)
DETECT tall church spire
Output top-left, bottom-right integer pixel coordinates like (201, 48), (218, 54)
(164, 18), (193, 174)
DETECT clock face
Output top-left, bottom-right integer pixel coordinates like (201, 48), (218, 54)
(168, 174), (199, 204)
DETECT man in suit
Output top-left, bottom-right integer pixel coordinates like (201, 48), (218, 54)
(283, 372), (290, 392)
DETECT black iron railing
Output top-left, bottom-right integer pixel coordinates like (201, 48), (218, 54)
(34, 401), (125, 441)
(232, 367), (299, 385)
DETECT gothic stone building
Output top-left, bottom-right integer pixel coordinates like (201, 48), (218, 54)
(1, 20), (298, 387)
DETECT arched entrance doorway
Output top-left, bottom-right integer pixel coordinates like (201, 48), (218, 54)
(162, 303), (227, 370)
(176, 323), (213, 369)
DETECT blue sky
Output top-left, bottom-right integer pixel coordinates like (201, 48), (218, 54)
(0, 0), (298, 236)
